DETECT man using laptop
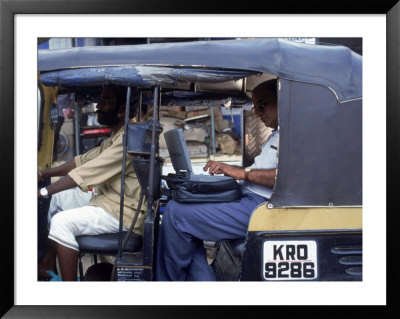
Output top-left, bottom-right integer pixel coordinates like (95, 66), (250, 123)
(155, 79), (279, 281)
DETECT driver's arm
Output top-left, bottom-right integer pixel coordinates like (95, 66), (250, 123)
(38, 174), (78, 198)
(38, 136), (107, 183)
(38, 159), (76, 181)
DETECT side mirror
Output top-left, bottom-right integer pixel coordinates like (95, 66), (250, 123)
(127, 120), (163, 156)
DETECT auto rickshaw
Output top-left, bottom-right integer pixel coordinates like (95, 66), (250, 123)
(37, 38), (362, 281)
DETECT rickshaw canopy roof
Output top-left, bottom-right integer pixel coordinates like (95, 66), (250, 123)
(38, 38), (362, 102)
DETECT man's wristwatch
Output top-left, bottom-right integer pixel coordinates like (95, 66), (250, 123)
(39, 187), (49, 199)
(244, 167), (252, 181)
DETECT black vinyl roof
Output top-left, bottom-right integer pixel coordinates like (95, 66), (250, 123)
(38, 38), (362, 102)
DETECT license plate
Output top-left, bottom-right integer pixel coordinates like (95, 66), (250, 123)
(263, 240), (318, 280)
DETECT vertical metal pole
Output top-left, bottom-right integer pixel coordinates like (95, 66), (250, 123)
(241, 78), (247, 167)
(117, 86), (131, 260)
(146, 86), (159, 219)
(138, 91), (142, 122)
(240, 107), (244, 166)
(73, 98), (80, 155)
(210, 106), (216, 155)
(142, 86), (160, 277)
(157, 91), (161, 120)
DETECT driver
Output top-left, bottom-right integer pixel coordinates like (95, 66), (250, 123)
(155, 79), (279, 281)
(37, 85), (143, 281)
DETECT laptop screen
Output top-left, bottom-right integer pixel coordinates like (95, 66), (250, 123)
(164, 128), (193, 173)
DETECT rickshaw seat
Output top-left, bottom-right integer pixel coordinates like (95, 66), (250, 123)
(76, 231), (143, 255)
(229, 238), (246, 259)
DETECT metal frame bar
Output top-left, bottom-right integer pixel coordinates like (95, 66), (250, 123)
(116, 86), (132, 260)
(146, 86), (159, 219)
(210, 106), (216, 155)
(142, 86), (160, 271)
(73, 97), (80, 155)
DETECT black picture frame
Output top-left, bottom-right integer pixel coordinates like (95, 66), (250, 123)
(1, 0), (399, 317)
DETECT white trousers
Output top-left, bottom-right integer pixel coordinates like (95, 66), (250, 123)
(48, 187), (93, 226)
(47, 188), (126, 251)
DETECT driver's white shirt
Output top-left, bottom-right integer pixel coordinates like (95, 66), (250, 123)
(241, 129), (279, 199)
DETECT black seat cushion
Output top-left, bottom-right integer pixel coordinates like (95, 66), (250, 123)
(229, 238), (246, 259)
(76, 232), (142, 254)
(212, 238), (246, 281)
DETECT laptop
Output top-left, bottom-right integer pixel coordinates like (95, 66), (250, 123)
(163, 128), (236, 183)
